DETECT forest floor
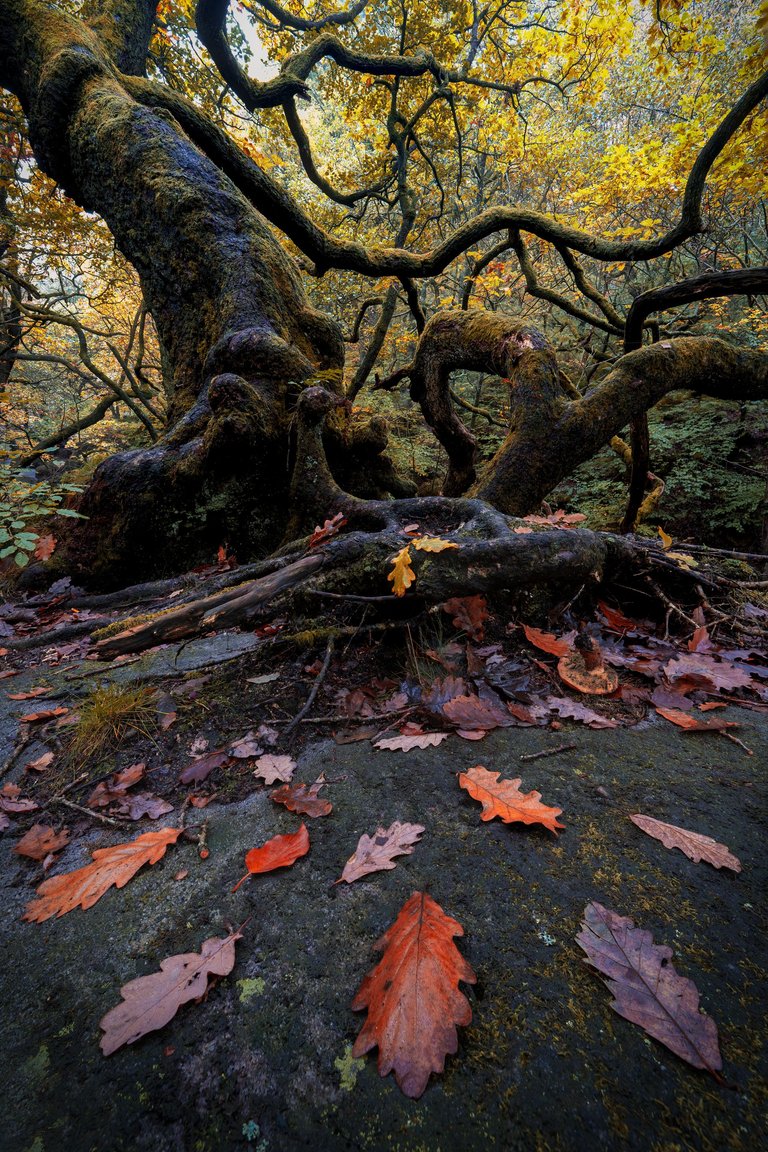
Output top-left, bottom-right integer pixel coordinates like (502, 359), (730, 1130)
(1, 592), (767, 1152)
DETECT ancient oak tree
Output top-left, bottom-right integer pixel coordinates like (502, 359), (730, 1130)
(0, 1), (766, 591)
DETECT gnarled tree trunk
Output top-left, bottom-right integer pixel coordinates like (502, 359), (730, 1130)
(0, 0), (404, 584)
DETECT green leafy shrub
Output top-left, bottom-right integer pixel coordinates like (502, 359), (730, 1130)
(0, 461), (86, 567)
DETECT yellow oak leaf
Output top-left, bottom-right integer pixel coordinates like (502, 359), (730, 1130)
(388, 546), (416, 597)
(411, 537), (460, 553)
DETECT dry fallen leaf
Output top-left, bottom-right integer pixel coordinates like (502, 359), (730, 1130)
(374, 732), (449, 752)
(19, 707), (68, 723)
(116, 793), (174, 821)
(14, 824), (71, 861)
(6, 686), (52, 700)
(352, 891), (476, 1098)
(662, 653), (753, 692)
(100, 930), (242, 1055)
(522, 625), (576, 658)
(308, 512), (347, 549)
(411, 536), (459, 554)
(629, 814), (741, 871)
(231, 824), (309, 891)
(655, 707), (738, 732)
(545, 697), (619, 729)
(179, 749), (229, 784)
(338, 822), (425, 884)
(459, 765), (564, 833)
(0, 783), (38, 814)
(23, 827), (182, 922)
(228, 732), (264, 759)
(33, 533), (57, 561)
(88, 763), (146, 808)
(440, 595), (489, 641)
(577, 901), (722, 1074)
(24, 750), (55, 772)
(442, 694), (512, 731)
(252, 753), (296, 784)
(388, 545), (416, 597)
(270, 780), (332, 818)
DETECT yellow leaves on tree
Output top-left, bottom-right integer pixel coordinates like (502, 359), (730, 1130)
(23, 827), (182, 922)
(387, 536), (459, 597)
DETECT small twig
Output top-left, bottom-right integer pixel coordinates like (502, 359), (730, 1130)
(719, 730), (754, 755)
(0, 729), (31, 779)
(50, 796), (128, 826)
(285, 637), (335, 736)
(519, 742), (577, 762)
(197, 817), (210, 859)
(178, 793), (192, 832)
(643, 575), (698, 629)
(308, 590), (400, 603)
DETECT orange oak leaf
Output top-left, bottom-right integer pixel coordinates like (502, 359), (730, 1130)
(270, 780), (332, 818)
(522, 625), (576, 657)
(100, 930), (242, 1055)
(338, 821), (425, 884)
(308, 512), (347, 549)
(14, 824), (71, 861)
(6, 686), (51, 700)
(19, 707), (68, 723)
(231, 824), (309, 891)
(351, 891), (476, 1097)
(459, 765), (564, 833)
(655, 707), (738, 732)
(577, 901), (722, 1074)
(23, 827), (182, 922)
(374, 731), (449, 751)
(629, 814), (741, 871)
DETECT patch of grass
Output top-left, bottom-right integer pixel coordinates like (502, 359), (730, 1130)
(65, 683), (156, 767)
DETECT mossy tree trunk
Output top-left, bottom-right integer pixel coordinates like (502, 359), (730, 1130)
(0, 0), (351, 582)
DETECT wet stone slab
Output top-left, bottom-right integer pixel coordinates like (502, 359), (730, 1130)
(1, 716), (766, 1152)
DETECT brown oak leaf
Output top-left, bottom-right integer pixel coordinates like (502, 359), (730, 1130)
(270, 779), (332, 818)
(252, 753), (296, 784)
(100, 930), (242, 1055)
(629, 814), (741, 871)
(338, 821), (425, 884)
(545, 696), (619, 729)
(88, 762), (146, 808)
(374, 732), (449, 752)
(179, 749), (229, 784)
(351, 891), (476, 1098)
(23, 827), (182, 922)
(577, 901), (722, 1073)
(442, 694), (512, 731)
(14, 823), (71, 861)
(459, 765), (564, 833)
(440, 596), (489, 641)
